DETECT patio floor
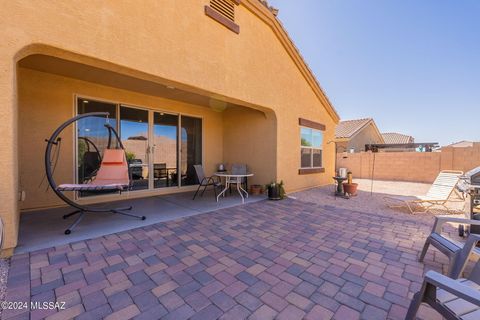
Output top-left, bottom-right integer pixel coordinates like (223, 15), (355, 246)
(17, 191), (265, 254)
(3, 191), (455, 320)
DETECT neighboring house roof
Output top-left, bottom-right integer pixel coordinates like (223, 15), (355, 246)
(445, 140), (474, 148)
(335, 118), (373, 139)
(381, 132), (414, 144)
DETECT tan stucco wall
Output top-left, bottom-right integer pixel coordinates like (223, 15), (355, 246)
(18, 68), (224, 211)
(222, 107), (277, 186)
(1, 0), (339, 251)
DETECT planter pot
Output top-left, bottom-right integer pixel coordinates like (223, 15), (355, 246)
(343, 183), (358, 196)
(267, 185), (282, 200)
(249, 184), (263, 195)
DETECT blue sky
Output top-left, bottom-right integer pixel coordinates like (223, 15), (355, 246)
(269, 0), (479, 146)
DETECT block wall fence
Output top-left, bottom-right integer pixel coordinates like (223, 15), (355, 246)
(336, 143), (480, 183)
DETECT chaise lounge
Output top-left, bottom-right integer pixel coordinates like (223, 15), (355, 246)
(384, 170), (464, 214)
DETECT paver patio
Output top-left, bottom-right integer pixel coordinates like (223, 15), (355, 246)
(3, 197), (454, 320)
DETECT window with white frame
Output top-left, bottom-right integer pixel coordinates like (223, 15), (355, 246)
(300, 127), (323, 168)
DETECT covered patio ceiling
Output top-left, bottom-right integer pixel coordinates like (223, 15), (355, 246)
(18, 54), (263, 114)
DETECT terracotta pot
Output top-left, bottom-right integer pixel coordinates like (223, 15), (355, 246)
(343, 183), (358, 196)
(249, 184), (263, 195)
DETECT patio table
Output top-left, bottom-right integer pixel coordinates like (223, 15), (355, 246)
(215, 172), (254, 204)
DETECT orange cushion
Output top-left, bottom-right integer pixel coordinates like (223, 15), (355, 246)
(102, 149), (126, 165)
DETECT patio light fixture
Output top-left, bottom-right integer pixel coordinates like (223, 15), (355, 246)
(209, 97), (227, 112)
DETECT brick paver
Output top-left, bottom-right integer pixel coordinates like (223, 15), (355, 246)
(3, 198), (448, 319)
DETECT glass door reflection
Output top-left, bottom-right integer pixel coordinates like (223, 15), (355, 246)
(77, 98), (118, 197)
(181, 116), (202, 186)
(153, 112), (178, 188)
(120, 106), (149, 191)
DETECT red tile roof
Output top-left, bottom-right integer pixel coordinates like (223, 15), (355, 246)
(335, 118), (373, 139)
(381, 132), (414, 144)
(445, 140), (474, 148)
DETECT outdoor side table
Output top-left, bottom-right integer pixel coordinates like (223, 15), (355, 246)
(333, 176), (347, 196)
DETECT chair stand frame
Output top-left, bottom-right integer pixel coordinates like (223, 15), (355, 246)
(62, 205), (145, 235)
(45, 112), (146, 235)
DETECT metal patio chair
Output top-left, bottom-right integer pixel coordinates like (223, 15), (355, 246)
(192, 165), (221, 200)
(228, 163), (248, 193)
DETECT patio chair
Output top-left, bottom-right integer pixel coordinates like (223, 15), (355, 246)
(154, 163), (169, 187)
(229, 163), (248, 193)
(192, 165), (221, 200)
(383, 170), (464, 214)
(45, 113), (146, 235)
(419, 216), (480, 278)
(405, 257), (480, 320)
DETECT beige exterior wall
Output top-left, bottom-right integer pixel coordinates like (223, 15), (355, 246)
(337, 143), (480, 183)
(1, 0), (339, 252)
(346, 123), (383, 152)
(222, 107), (277, 186)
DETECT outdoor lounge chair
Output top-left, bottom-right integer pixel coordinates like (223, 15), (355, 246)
(45, 112), (146, 235)
(406, 251), (480, 320)
(192, 165), (221, 200)
(229, 163), (248, 194)
(383, 170), (464, 214)
(419, 216), (480, 278)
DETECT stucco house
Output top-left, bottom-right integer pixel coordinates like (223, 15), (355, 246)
(335, 118), (384, 153)
(444, 140), (475, 148)
(0, 0), (339, 254)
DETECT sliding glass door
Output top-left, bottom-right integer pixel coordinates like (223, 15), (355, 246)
(77, 98), (117, 196)
(120, 106), (149, 191)
(153, 112), (178, 188)
(76, 97), (202, 194)
(181, 116), (202, 186)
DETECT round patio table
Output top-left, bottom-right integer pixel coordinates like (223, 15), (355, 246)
(215, 172), (254, 204)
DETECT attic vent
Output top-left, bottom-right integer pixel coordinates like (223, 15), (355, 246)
(204, 0), (240, 34)
(210, 0), (235, 22)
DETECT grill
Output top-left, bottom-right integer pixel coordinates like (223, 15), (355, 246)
(459, 166), (480, 234)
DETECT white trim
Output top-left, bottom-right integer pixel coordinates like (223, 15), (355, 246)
(300, 126), (323, 169)
(178, 114), (182, 187)
(148, 109), (154, 190)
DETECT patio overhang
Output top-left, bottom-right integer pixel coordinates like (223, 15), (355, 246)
(365, 142), (439, 152)
(8, 50), (278, 254)
(18, 53), (269, 115)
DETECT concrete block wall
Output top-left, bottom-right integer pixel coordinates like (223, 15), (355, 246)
(337, 143), (480, 183)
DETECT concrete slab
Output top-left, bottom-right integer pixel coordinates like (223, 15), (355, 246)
(17, 190), (265, 254)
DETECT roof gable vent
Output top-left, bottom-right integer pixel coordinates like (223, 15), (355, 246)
(210, 0), (235, 22)
(205, 0), (240, 34)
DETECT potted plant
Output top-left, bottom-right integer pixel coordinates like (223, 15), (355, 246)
(249, 184), (263, 195)
(343, 171), (358, 196)
(266, 180), (285, 200)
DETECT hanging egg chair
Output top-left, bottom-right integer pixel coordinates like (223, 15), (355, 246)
(44, 112), (146, 235)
